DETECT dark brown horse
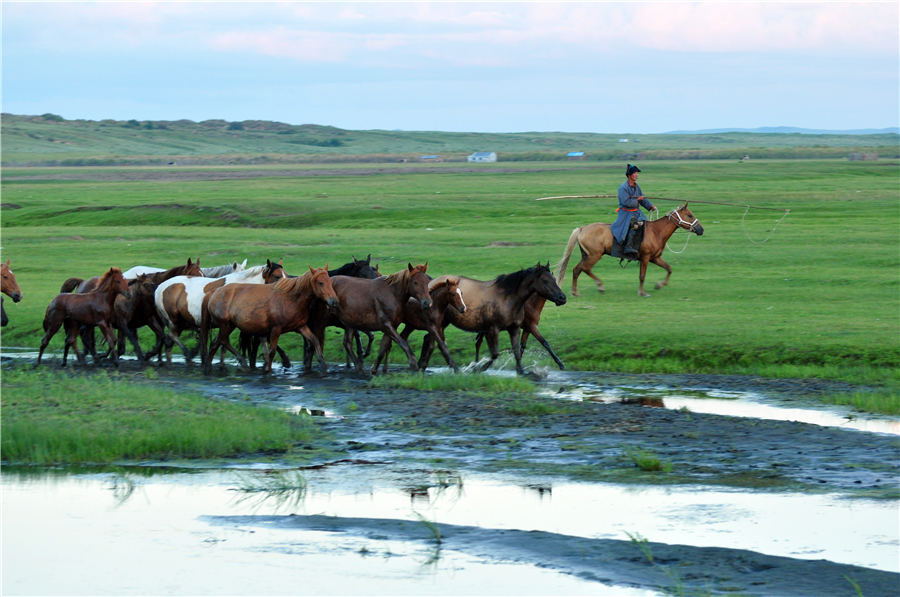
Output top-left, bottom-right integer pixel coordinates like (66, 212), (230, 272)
(202, 266), (338, 374)
(475, 293), (565, 370)
(38, 267), (129, 366)
(374, 276), (467, 373)
(113, 259), (203, 361)
(1, 259), (23, 327)
(556, 203), (704, 297)
(422, 263), (566, 375)
(314, 263), (432, 375)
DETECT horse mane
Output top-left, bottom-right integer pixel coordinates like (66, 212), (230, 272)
(95, 267), (124, 291)
(493, 264), (546, 296)
(382, 268), (410, 287)
(428, 277), (456, 292)
(273, 270), (314, 296)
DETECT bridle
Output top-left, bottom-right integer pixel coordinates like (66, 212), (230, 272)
(667, 208), (699, 232)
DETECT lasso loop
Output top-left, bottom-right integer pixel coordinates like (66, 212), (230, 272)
(742, 206), (791, 244)
(648, 208), (691, 254)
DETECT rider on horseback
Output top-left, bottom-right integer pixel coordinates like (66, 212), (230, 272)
(613, 164), (656, 258)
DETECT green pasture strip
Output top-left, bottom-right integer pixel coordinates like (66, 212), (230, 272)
(0, 366), (321, 465)
(1, 159), (897, 412)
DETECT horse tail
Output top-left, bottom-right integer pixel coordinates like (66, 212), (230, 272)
(60, 277), (84, 293)
(555, 226), (581, 285)
(238, 330), (253, 358)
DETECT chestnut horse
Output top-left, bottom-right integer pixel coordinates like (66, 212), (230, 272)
(154, 260), (286, 364)
(38, 267), (129, 366)
(422, 263), (566, 375)
(313, 263), (432, 375)
(374, 276), (467, 373)
(202, 266), (338, 374)
(556, 203), (704, 297)
(1, 259), (23, 327)
(475, 293), (565, 370)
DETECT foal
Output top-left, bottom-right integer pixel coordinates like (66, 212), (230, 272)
(38, 268), (129, 366)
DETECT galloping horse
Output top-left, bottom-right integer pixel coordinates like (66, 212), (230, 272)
(475, 293), (565, 370)
(154, 260), (286, 364)
(37, 267), (129, 366)
(556, 203), (704, 297)
(374, 276), (467, 373)
(422, 263), (566, 375)
(203, 266), (338, 374)
(1, 259), (23, 327)
(315, 263), (432, 375)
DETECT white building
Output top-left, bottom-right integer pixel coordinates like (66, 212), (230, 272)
(467, 151), (497, 162)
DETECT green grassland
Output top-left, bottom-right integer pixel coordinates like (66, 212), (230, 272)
(3, 113), (897, 165)
(2, 158), (898, 400)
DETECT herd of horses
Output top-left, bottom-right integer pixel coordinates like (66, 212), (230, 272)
(5, 204), (703, 376)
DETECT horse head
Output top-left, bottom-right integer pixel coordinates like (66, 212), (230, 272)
(1, 259), (23, 303)
(309, 265), (338, 309)
(668, 203), (704, 236)
(407, 262), (433, 310)
(100, 267), (130, 295)
(264, 259), (288, 283)
(532, 262), (567, 306)
(183, 258), (203, 277)
(445, 277), (466, 313)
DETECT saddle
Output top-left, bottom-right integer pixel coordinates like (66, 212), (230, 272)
(611, 221), (645, 261)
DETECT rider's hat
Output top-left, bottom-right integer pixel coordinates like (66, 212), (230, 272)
(626, 164), (641, 176)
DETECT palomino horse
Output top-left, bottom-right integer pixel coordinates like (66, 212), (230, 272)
(1, 259), (23, 327)
(203, 266), (338, 374)
(422, 263), (566, 375)
(556, 203), (704, 297)
(154, 260), (286, 364)
(38, 267), (129, 366)
(122, 260), (246, 280)
(374, 276), (467, 373)
(313, 263), (432, 375)
(475, 293), (565, 370)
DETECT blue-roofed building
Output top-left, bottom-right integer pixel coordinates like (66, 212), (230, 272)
(467, 151), (497, 163)
(420, 155), (442, 161)
(567, 151), (585, 160)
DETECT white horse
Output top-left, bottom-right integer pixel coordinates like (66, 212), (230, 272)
(153, 260), (286, 363)
(123, 259), (247, 280)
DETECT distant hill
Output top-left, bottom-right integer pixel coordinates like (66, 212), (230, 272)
(2, 113), (898, 166)
(665, 126), (900, 135)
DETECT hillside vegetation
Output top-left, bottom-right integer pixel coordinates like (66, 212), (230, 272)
(3, 113), (897, 166)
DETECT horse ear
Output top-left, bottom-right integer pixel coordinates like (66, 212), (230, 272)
(408, 263), (414, 272)
(4, 259), (9, 266)
(309, 265), (315, 274)
(423, 261), (428, 271)
(366, 254), (371, 263)
(187, 258), (192, 266)
(267, 259), (273, 267)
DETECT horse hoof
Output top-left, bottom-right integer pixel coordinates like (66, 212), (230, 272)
(640, 292), (651, 298)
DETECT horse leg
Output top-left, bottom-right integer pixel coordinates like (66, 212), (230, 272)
(216, 324), (246, 368)
(527, 324), (565, 370)
(98, 322), (119, 366)
(638, 258), (651, 297)
(431, 324), (458, 372)
(375, 323), (417, 374)
(478, 329), (501, 372)
(342, 328), (364, 373)
(651, 255), (673, 290)
(297, 325), (327, 374)
(263, 330), (282, 374)
(64, 320), (85, 366)
(508, 327), (527, 375)
(577, 254), (605, 294)
(418, 332), (436, 370)
(38, 315), (64, 366)
(371, 334), (394, 376)
(474, 332), (485, 362)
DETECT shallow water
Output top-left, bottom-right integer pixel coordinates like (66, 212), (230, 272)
(3, 468), (897, 595)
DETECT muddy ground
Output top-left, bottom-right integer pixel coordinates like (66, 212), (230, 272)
(6, 356), (900, 595)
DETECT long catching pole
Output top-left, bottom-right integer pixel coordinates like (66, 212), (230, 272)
(535, 194), (790, 213)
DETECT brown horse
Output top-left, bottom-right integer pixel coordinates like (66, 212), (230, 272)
(1, 259), (23, 327)
(315, 263), (432, 375)
(422, 262), (566, 375)
(202, 266), (338, 374)
(112, 259), (203, 361)
(556, 203), (704, 297)
(475, 293), (565, 370)
(374, 276), (467, 373)
(38, 267), (129, 366)
(154, 260), (286, 364)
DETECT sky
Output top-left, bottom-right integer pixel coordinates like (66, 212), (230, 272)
(2, 1), (898, 134)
